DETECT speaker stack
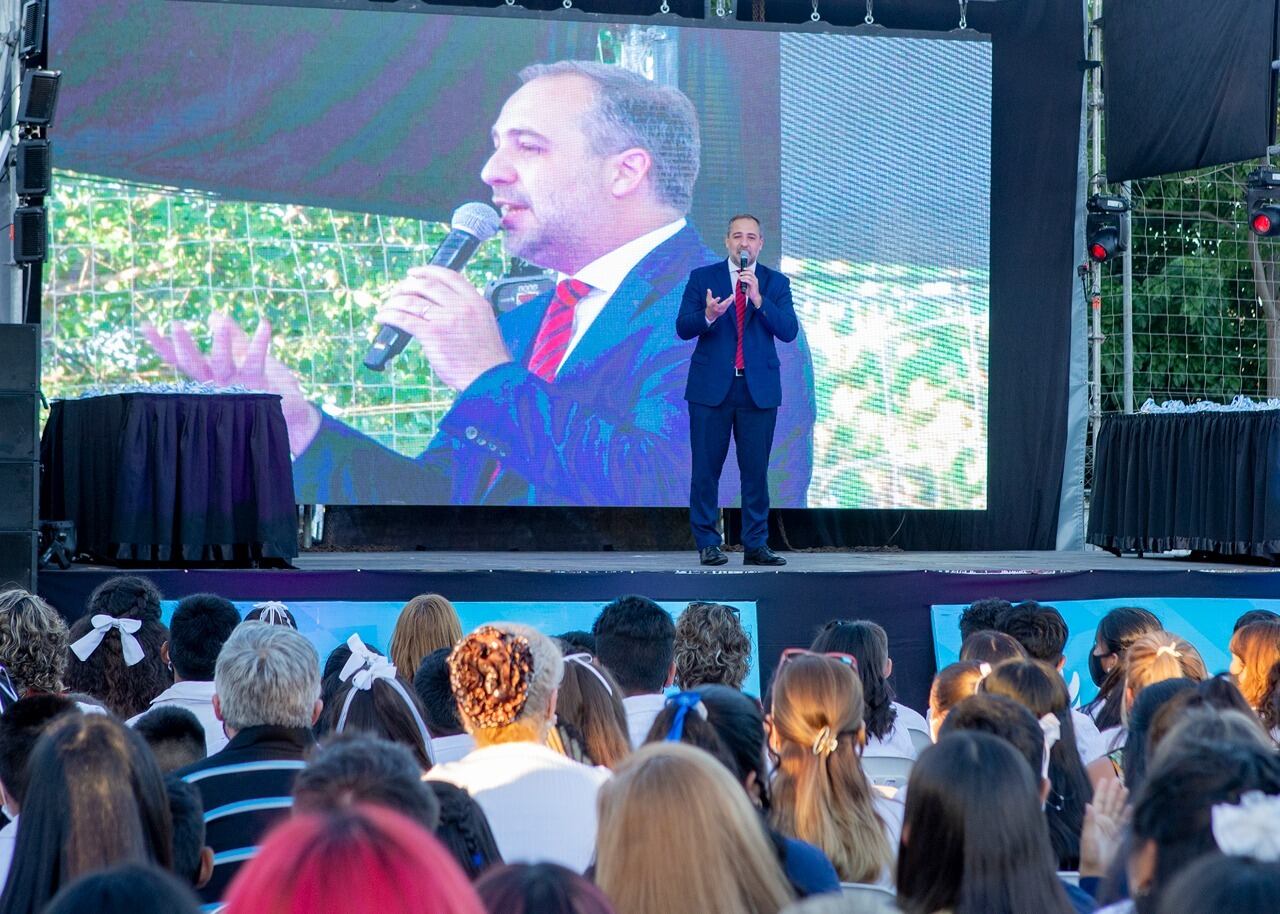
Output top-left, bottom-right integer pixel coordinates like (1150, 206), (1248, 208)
(0, 324), (39, 591)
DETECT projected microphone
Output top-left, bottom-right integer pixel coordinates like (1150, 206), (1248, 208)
(363, 202), (503, 371)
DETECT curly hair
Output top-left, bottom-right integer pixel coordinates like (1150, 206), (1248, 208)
(674, 603), (751, 690)
(64, 576), (172, 719)
(0, 590), (70, 695)
(449, 624), (562, 744)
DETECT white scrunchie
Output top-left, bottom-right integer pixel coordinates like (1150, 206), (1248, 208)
(1212, 791), (1280, 862)
(1038, 712), (1062, 781)
(70, 615), (145, 667)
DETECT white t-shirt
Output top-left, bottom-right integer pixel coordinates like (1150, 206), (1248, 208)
(623, 693), (669, 749)
(863, 702), (929, 759)
(0, 815), (16, 889)
(127, 680), (227, 755)
(425, 742), (610, 872)
(430, 732), (475, 766)
(1072, 708), (1110, 766)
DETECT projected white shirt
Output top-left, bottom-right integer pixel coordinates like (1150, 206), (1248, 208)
(555, 218), (687, 373)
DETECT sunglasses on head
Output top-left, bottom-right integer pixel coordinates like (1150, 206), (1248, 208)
(779, 647), (859, 672)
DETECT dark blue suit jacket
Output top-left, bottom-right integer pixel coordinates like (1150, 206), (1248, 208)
(676, 260), (798, 409)
(292, 226), (815, 506)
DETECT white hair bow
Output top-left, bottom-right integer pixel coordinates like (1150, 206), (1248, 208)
(1038, 712), (1061, 780)
(338, 633), (398, 691)
(253, 601), (293, 627)
(70, 614), (145, 667)
(1212, 791), (1280, 862)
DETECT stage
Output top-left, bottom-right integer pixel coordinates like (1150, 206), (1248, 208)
(36, 549), (1280, 710)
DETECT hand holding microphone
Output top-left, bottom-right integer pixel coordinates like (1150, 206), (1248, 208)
(737, 249), (762, 307)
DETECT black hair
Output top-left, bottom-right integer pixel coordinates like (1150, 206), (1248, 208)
(0, 693), (75, 806)
(897, 733), (1073, 914)
(133, 706), (207, 774)
(0, 714), (173, 914)
(1234, 608), (1280, 633)
(958, 599), (1011, 641)
(242, 602), (297, 628)
(476, 862), (617, 914)
(1157, 853), (1280, 914)
(317, 642), (382, 737)
(554, 631), (596, 655)
(939, 693), (1045, 782)
(645, 695), (737, 770)
(591, 595), (675, 695)
(413, 646), (465, 737)
(164, 778), (206, 887)
(425, 780), (504, 879)
(318, 677), (433, 770)
(42, 864), (200, 914)
(996, 601), (1068, 664)
(64, 576), (172, 719)
(1122, 677), (1197, 792)
(810, 619), (898, 741)
(167, 594), (241, 681)
(1131, 740), (1280, 914)
(293, 735), (440, 832)
(1082, 606), (1162, 730)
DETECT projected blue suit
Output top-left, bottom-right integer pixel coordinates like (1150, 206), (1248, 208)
(291, 225), (815, 506)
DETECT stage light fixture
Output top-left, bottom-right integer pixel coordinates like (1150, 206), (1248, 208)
(12, 206), (46, 263)
(15, 140), (50, 197)
(16, 69), (60, 127)
(19, 0), (46, 60)
(1246, 167), (1280, 237)
(1086, 194), (1130, 263)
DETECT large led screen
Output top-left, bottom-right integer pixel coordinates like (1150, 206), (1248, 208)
(46, 1), (991, 508)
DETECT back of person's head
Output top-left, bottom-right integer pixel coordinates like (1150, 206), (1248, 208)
(646, 686), (769, 802)
(0, 589), (70, 694)
(319, 640), (434, 770)
(596, 742), (793, 914)
(1157, 853), (1280, 914)
(1126, 632), (1208, 712)
(133, 705), (207, 773)
(995, 601), (1068, 664)
(0, 713), (173, 914)
(1093, 606), (1162, 660)
(673, 602), (751, 690)
(475, 863), (617, 914)
(0, 693), (75, 811)
(810, 620), (897, 741)
(449, 623), (562, 745)
(1151, 707), (1273, 766)
(928, 661), (986, 741)
(167, 593), (241, 682)
(555, 630), (596, 655)
(214, 621), (320, 732)
(1130, 739), (1280, 914)
(645, 691), (737, 769)
(293, 736), (440, 832)
(1230, 620), (1280, 709)
(938, 693), (1046, 781)
(1123, 677), (1198, 791)
(958, 598), (1012, 641)
(897, 733), (1073, 914)
(65, 575), (171, 719)
(1234, 608), (1280, 633)
(221, 805), (485, 914)
(979, 658), (1092, 869)
(769, 653), (890, 884)
(555, 653), (630, 768)
(592, 596), (675, 695)
(426, 780), (504, 879)
(165, 778), (211, 889)
(389, 594), (463, 682)
(1085, 606), (1163, 729)
(242, 600), (297, 628)
(414, 647), (465, 737)
(958, 629), (1026, 665)
(42, 864), (200, 914)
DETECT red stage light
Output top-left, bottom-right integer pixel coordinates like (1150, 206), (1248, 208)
(1253, 213), (1274, 235)
(1089, 242), (1108, 262)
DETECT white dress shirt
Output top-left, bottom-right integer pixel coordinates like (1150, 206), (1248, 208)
(425, 742), (610, 872)
(429, 732), (476, 766)
(623, 693), (670, 748)
(554, 218), (687, 372)
(1072, 708), (1109, 765)
(127, 679), (227, 755)
(863, 702), (930, 760)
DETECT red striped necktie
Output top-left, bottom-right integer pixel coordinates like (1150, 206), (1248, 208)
(734, 273), (747, 370)
(528, 278), (592, 381)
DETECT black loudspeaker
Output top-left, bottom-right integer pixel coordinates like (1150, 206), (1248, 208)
(0, 325), (39, 592)
(13, 207), (46, 264)
(16, 140), (50, 198)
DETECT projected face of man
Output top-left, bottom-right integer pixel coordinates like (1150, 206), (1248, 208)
(482, 73), (660, 275)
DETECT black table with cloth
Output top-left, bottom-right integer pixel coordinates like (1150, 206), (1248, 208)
(40, 392), (298, 564)
(1087, 410), (1280, 559)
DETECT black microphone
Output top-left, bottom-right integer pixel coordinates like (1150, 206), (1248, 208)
(363, 202), (502, 371)
(738, 250), (749, 287)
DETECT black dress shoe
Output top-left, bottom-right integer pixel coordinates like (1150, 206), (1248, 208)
(743, 546), (787, 566)
(699, 545), (728, 566)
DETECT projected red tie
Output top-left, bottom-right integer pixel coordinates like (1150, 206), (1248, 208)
(528, 278), (591, 382)
(735, 273), (747, 371)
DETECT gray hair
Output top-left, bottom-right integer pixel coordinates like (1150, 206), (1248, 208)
(214, 622), (320, 731)
(495, 621), (564, 728)
(519, 60), (700, 213)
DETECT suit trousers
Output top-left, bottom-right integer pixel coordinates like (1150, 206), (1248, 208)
(688, 375), (777, 549)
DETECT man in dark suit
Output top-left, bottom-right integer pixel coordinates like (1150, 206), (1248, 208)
(677, 215), (799, 565)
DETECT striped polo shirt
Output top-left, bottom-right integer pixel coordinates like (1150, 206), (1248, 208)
(177, 724), (314, 907)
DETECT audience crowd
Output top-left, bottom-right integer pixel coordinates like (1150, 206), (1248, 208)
(0, 581), (1276, 913)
